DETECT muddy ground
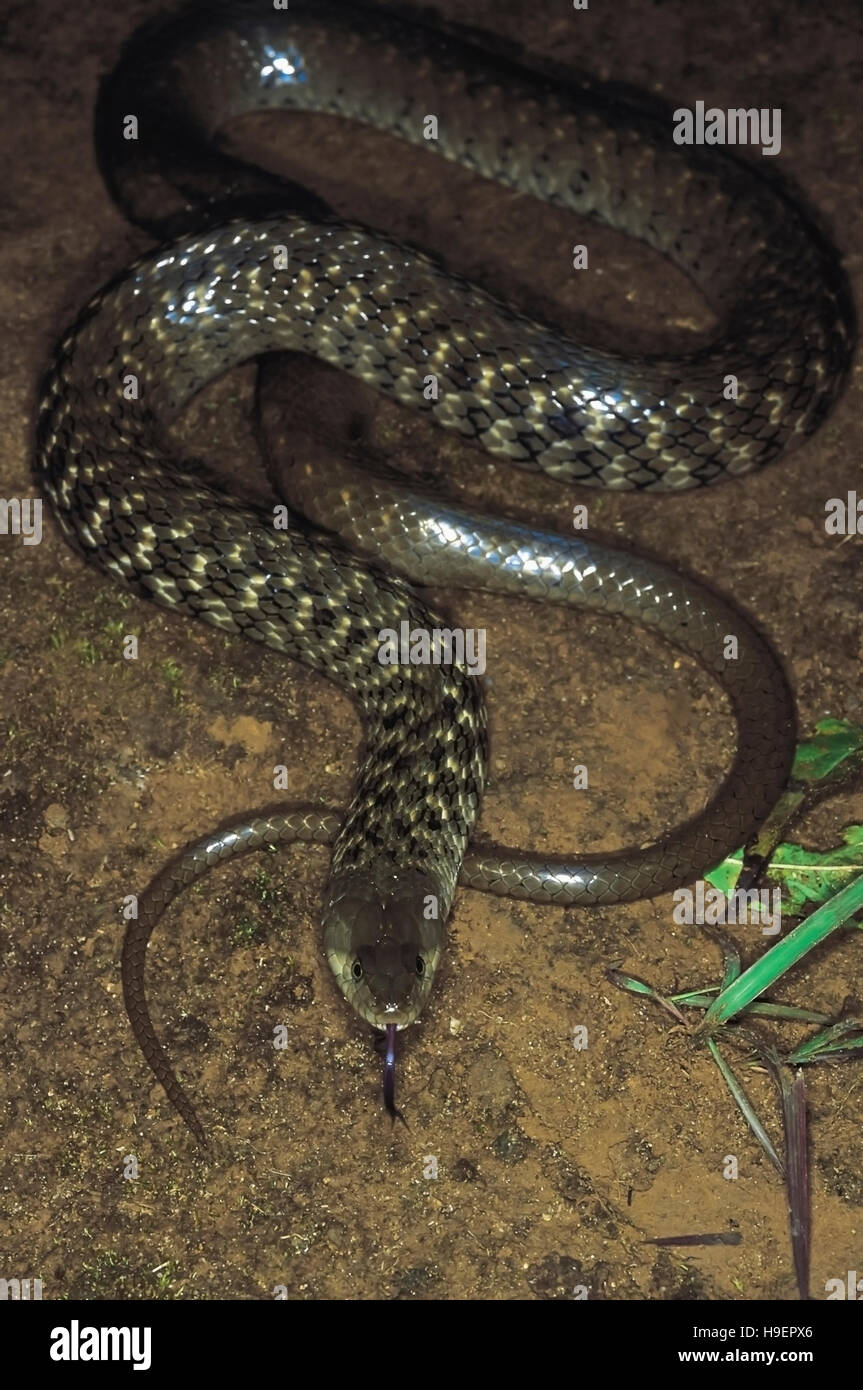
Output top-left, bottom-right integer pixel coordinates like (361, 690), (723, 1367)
(0, 0), (861, 1301)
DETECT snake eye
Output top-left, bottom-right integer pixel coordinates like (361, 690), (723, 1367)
(416, 955), (425, 977)
(351, 959), (363, 981)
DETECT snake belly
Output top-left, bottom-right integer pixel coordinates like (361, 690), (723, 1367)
(35, 1), (853, 1132)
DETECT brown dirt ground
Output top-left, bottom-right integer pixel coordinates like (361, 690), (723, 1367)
(1, 0), (862, 1301)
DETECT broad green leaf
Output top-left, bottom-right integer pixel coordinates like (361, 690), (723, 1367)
(790, 718), (863, 782)
(707, 720), (863, 904)
(710, 826), (863, 914)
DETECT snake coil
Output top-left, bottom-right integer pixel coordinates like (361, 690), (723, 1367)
(35, 1), (853, 1138)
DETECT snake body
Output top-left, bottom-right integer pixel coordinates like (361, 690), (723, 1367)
(36, 1), (853, 1137)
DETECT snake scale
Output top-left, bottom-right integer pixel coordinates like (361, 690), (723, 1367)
(35, 0), (853, 1140)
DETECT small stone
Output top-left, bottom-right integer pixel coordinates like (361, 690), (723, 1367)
(44, 803), (69, 831)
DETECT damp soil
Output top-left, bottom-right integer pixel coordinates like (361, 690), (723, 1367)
(0, 0), (862, 1301)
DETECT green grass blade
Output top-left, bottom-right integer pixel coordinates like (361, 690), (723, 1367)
(785, 1018), (863, 1063)
(742, 1004), (831, 1024)
(700, 874), (863, 1032)
(606, 969), (686, 1022)
(794, 1037), (863, 1060)
(778, 1068), (810, 1302)
(708, 928), (742, 990)
(707, 1039), (784, 1175)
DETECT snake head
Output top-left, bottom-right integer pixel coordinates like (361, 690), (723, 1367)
(323, 864), (446, 1028)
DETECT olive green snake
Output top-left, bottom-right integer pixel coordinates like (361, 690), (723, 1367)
(35, 1), (854, 1141)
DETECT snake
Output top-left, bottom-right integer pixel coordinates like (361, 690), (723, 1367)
(35, 0), (853, 1142)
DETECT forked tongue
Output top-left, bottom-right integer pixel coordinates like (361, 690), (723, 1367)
(382, 1023), (407, 1126)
